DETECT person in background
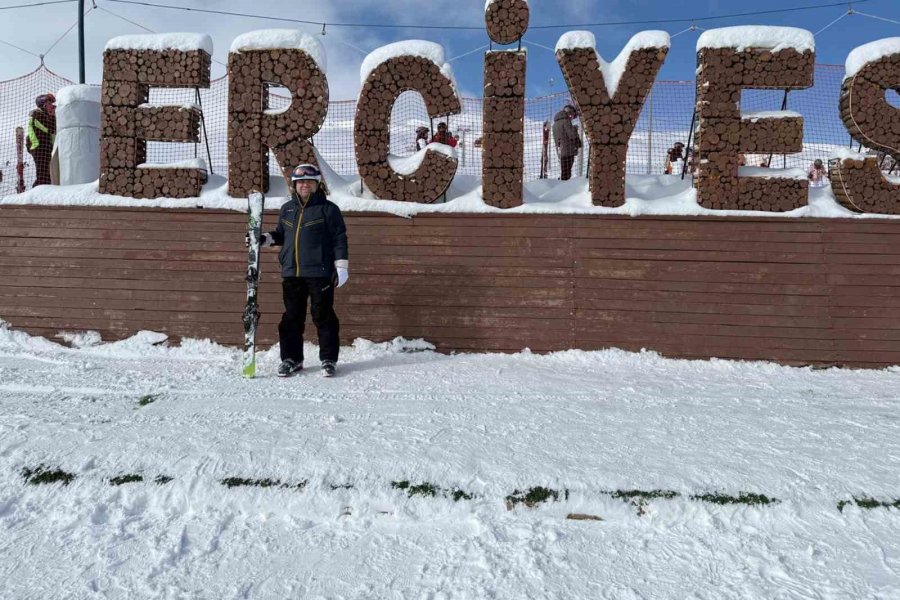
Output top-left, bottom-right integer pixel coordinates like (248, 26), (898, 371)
(414, 126), (429, 151)
(430, 122), (458, 148)
(665, 142), (685, 174)
(758, 157), (770, 168)
(552, 104), (582, 181)
(27, 93), (56, 187)
(808, 159), (828, 188)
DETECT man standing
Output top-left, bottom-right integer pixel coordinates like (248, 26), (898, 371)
(27, 93), (56, 187)
(552, 104), (581, 180)
(250, 164), (349, 378)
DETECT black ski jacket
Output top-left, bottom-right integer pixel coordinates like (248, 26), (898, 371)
(269, 190), (348, 279)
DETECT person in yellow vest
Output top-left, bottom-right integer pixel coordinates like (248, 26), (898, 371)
(27, 93), (56, 187)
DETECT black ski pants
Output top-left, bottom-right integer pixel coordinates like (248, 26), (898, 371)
(560, 155), (575, 181)
(279, 277), (340, 364)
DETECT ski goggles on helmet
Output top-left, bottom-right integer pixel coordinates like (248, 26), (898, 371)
(291, 164), (321, 182)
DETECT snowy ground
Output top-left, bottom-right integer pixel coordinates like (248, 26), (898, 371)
(1, 322), (900, 598)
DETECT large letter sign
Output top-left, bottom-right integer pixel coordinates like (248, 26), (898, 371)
(99, 34), (211, 198)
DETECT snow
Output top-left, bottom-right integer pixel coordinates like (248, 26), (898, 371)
(105, 33), (213, 55)
(137, 158), (208, 171)
(138, 102), (199, 111)
(1, 321), (899, 597)
(697, 26), (815, 53)
(845, 38), (900, 80)
(387, 143), (456, 175)
(360, 40), (457, 91)
(741, 110), (802, 121)
(555, 31), (670, 97)
(831, 147), (869, 161)
(485, 0), (528, 9)
(55, 84), (101, 106)
(739, 166), (807, 179)
(229, 29), (327, 73)
(2, 167), (892, 219)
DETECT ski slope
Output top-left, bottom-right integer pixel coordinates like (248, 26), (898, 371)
(1, 323), (899, 598)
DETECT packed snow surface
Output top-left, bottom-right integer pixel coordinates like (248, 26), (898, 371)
(229, 29), (326, 73)
(360, 40), (457, 90)
(136, 158), (208, 171)
(845, 37), (900, 80)
(555, 30), (670, 97)
(104, 33), (213, 55)
(55, 85), (101, 106)
(387, 143), (456, 175)
(0, 322), (899, 598)
(741, 110), (802, 121)
(739, 166), (807, 179)
(697, 26), (815, 53)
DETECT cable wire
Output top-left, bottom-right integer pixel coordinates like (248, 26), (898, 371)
(42, 2), (96, 58)
(0, 0), (77, 10)
(814, 10), (849, 36)
(0, 37), (41, 58)
(104, 0), (875, 31)
(853, 10), (900, 27)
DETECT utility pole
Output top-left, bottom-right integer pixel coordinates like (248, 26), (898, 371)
(78, 0), (85, 83)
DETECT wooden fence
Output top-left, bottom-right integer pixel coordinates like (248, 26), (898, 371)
(1, 205), (898, 367)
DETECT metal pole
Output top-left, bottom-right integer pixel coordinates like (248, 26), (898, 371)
(646, 89), (653, 175)
(78, 0), (85, 83)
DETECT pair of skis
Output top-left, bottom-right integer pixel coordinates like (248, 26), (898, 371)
(242, 192), (265, 378)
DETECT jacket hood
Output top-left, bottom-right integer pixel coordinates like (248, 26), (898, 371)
(553, 109), (571, 122)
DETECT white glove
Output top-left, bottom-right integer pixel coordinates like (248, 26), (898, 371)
(335, 259), (349, 288)
(260, 232), (274, 248)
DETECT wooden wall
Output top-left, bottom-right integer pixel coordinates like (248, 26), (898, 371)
(0, 205), (898, 368)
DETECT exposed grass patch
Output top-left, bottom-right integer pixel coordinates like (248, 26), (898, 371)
(691, 492), (779, 506)
(220, 477), (306, 490)
(154, 475), (174, 485)
(838, 496), (900, 512)
(137, 394), (158, 407)
(21, 465), (76, 486)
(109, 474), (143, 486)
(391, 480), (473, 501)
(608, 489), (680, 501)
(505, 487), (568, 509)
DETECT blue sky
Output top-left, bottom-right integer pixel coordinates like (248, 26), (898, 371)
(0, 0), (897, 98)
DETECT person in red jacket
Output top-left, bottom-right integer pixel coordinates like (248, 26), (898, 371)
(429, 122), (458, 148)
(27, 93), (56, 187)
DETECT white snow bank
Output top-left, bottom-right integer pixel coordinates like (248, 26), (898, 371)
(845, 37), (900, 80)
(137, 158), (208, 171)
(555, 31), (670, 97)
(387, 143), (457, 175)
(229, 29), (326, 73)
(56, 84), (101, 106)
(105, 33), (213, 55)
(740, 166), (807, 180)
(830, 148), (869, 161)
(360, 40), (457, 91)
(741, 110), (802, 121)
(697, 26), (814, 53)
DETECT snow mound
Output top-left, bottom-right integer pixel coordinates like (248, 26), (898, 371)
(387, 143), (456, 175)
(230, 29), (326, 73)
(105, 33), (213, 55)
(845, 37), (900, 80)
(360, 41), (457, 91)
(741, 110), (802, 121)
(555, 31), (670, 97)
(697, 26), (814, 53)
(56, 85), (101, 106)
(830, 148), (869, 161)
(740, 166), (807, 180)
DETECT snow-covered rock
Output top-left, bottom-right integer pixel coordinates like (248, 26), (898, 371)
(105, 33), (213, 55)
(555, 31), (670, 97)
(229, 29), (327, 73)
(697, 26), (815, 53)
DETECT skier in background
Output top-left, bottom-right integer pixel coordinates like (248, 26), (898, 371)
(808, 159), (828, 188)
(247, 164), (349, 378)
(552, 104), (581, 181)
(27, 93), (56, 187)
(414, 126), (429, 151)
(430, 122), (458, 148)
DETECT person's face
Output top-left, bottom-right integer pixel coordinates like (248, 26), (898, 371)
(294, 179), (318, 198)
(566, 108), (576, 120)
